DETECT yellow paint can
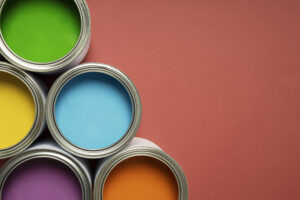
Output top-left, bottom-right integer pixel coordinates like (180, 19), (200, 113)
(0, 71), (35, 148)
(0, 62), (45, 158)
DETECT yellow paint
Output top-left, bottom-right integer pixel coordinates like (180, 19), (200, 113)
(0, 71), (36, 149)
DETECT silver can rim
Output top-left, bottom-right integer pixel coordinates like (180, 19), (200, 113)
(93, 147), (189, 200)
(46, 63), (142, 159)
(0, 0), (91, 73)
(0, 62), (45, 159)
(0, 149), (92, 200)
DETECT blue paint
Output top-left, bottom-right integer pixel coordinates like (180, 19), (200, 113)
(54, 72), (132, 149)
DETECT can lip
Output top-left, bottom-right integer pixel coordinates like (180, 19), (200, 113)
(0, 0), (91, 73)
(46, 63), (142, 159)
(0, 148), (92, 200)
(93, 147), (189, 200)
(0, 62), (45, 159)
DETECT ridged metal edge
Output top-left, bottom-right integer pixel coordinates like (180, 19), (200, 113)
(0, 0), (91, 73)
(46, 63), (142, 159)
(0, 142), (92, 200)
(93, 147), (189, 200)
(0, 62), (45, 159)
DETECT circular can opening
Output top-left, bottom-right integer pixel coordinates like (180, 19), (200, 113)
(103, 156), (179, 200)
(0, 0), (81, 63)
(1, 158), (82, 200)
(0, 71), (36, 149)
(54, 72), (133, 150)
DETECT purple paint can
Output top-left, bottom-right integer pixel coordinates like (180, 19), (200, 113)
(0, 140), (92, 200)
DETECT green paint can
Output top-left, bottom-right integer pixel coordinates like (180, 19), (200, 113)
(0, 0), (90, 73)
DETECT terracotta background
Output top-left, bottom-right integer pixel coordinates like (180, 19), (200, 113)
(1, 1), (300, 200)
(84, 0), (300, 199)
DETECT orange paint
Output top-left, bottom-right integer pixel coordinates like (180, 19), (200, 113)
(103, 156), (178, 200)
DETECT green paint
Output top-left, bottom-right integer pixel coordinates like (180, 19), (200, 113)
(0, 0), (81, 63)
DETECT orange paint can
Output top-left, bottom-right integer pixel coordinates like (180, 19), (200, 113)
(94, 137), (188, 200)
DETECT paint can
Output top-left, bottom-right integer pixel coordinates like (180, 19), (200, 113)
(94, 137), (189, 200)
(0, 62), (45, 159)
(0, 0), (91, 73)
(46, 63), (142, 158)
(0, 140), (92, 200)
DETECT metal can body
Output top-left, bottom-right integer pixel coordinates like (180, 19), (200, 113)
(46, 63), (142, 159)
(0, 0), (91, 73)
(94, 137), (189, 200)
(0, 62), (45, 159)
(0, 140), (92, 200)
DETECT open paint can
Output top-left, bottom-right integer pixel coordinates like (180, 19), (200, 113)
(0, 0), (90, 73)
(0, 140), (92, 200)
(46, 63), (142, 158)
(0, 62), (45, 159)
(94, 137), (189, 200)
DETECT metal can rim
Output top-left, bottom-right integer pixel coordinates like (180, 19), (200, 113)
(46, 62), (142, 159)
(0, 148), (92, 200)
(0, 62), (45, 159)
(0, 0), (91, 73)
(93, 147), (189, 200)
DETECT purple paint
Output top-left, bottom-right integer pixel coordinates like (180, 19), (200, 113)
(1, 158), (82, 200)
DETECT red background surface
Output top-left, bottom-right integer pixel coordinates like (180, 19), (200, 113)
(1, 1), (299, 200)
(84, 1), (300, 200)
